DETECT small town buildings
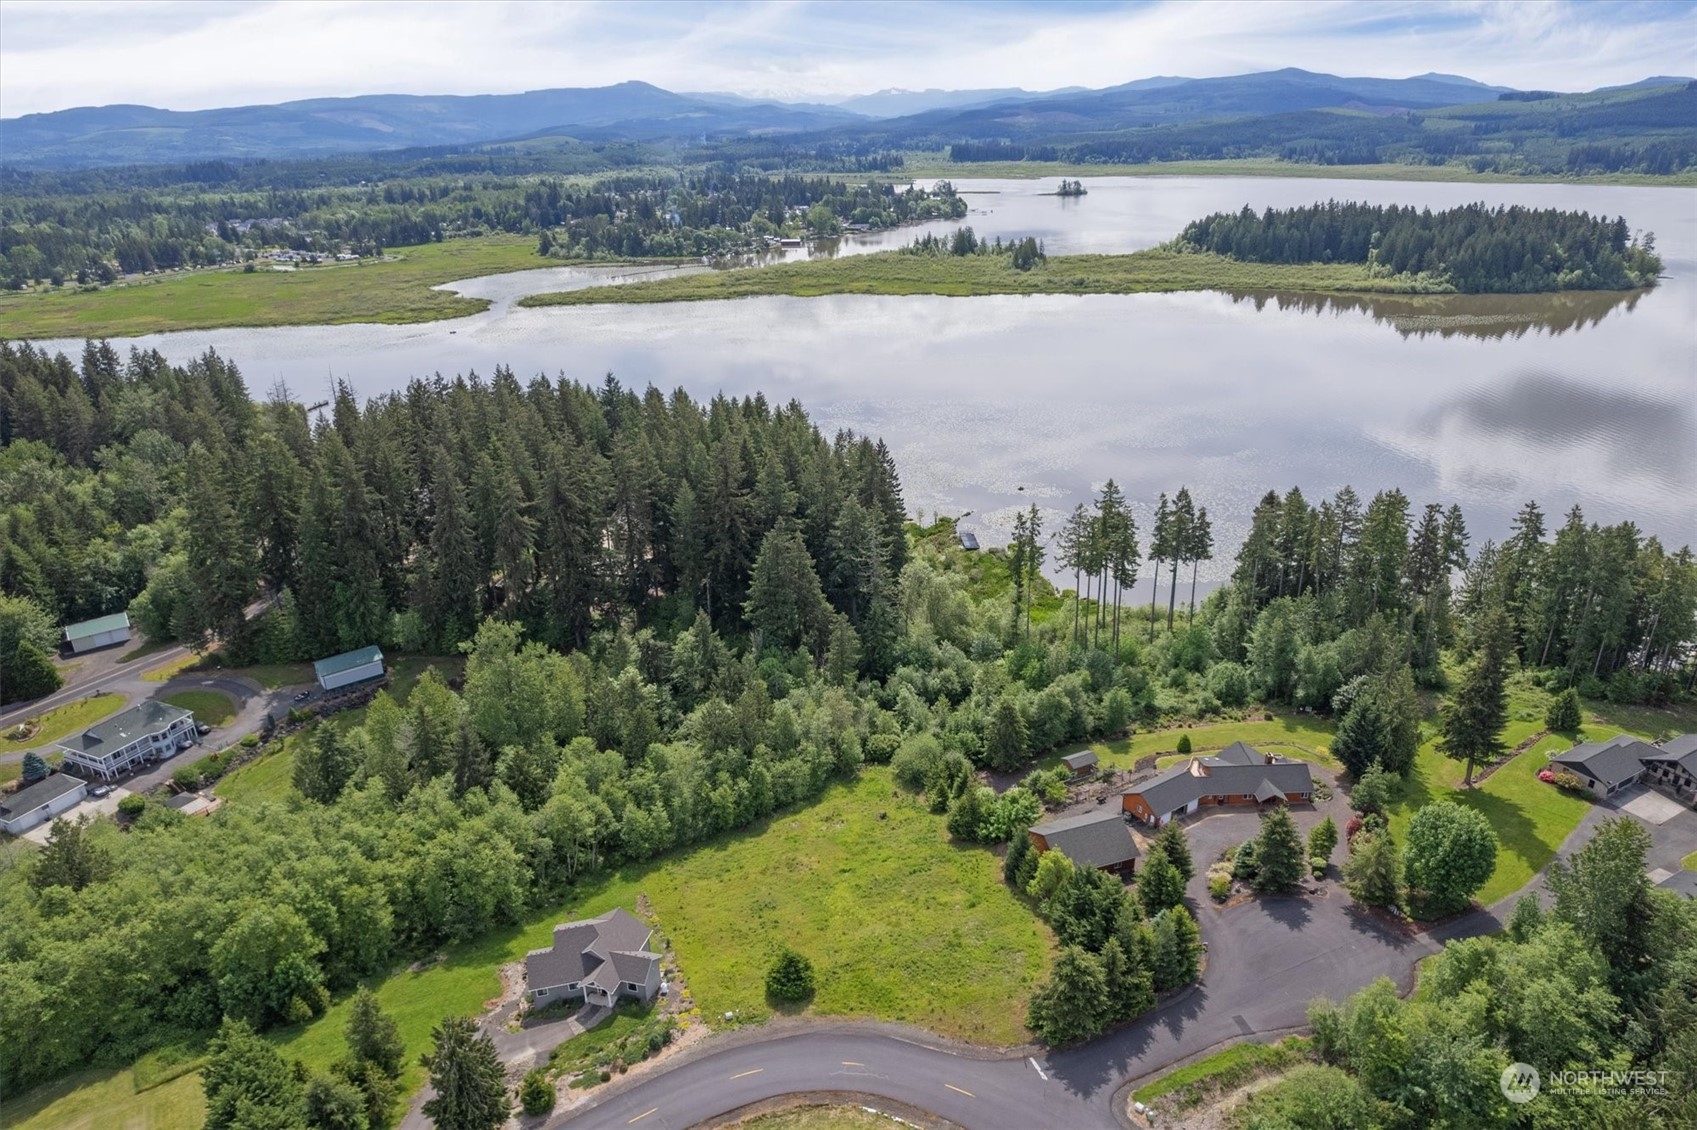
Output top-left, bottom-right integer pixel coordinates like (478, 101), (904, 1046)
(1029, 809), (1139, 874)
(1062, 750), (1099, 778)
(1640, 734), (1697, 801)
(0, 773), (88, 835)
(62, 611), (131, 653)
(313, 645), (385, 692)
(524, 907), (662, 1009)
(1548, 734), (1658, 798)
(57, 700), (195, 782)
(1123, 742), (1315, 826)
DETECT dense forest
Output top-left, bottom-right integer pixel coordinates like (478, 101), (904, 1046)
(1175, 202), (1663, 292)
(2, 344), (1695, 1118)
(0, 171), (963, 287)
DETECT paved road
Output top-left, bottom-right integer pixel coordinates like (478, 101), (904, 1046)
(553, 786), (1697, 1130)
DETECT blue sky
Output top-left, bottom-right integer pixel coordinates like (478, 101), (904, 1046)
(2, 0), (1694, 117)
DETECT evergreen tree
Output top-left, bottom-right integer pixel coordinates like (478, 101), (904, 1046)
(1439, 605), (1514, 785)
(1252, 805), (1306, 893)
(204, 1017), (305, 1130)
(1100, 935), (1155, 1021)
(29, 817), (108, 892)
(345, 988), (405, 1080)
(744, 526), (830, 655)
(1150, 906), (1201, 990)
(1545, 687), (1583, 733)
(1152, 819), (1194, 882)
(983, 695), (1029, 771)
(293, 726), (359, 804)
(1002, 830), (1033, 886)
(1136, 844), (1187, 917)
(1026, 945), (1110, 1044)
(184, 442), (256, 649)
(1343, 831), (1402, 907)
(1308, 815), (1339, 863)
(1546, 817), (1657, 1003)
(20, 750), (49, 785)
(304, 1073), (367, 1130)
(419, 1016), (509, 1130)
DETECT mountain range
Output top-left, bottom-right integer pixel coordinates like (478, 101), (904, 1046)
(0, 69), (1690, 169)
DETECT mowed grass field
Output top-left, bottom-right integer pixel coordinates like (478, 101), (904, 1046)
(161, 690), (236, 727)
(5, 1067), (205, 1130)
(0, 236), (545, 339)
(1065, 714), (1340, 774)
(522, 248), (1428, 307)
(0, 692), (125, 754)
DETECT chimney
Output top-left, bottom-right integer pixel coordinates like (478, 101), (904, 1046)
(1264, 751), (1274, 765)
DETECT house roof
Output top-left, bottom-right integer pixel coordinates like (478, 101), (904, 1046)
(313, 645), (384, 679)
(56, 700), (191, 757)
(957, 531), (980, 551)
(1063, 751), (1098, 771)
(0, 772), (87, 819)
(1656, 870), (1697, 899)
(63, 611), (130, 640)
(1550, 733), (1657, 788)
(1129, 746), (1315, 817)
(1643, 734), (1697, 775)
(524, 908), (658, 991)
(1031, 809), (1139, 869)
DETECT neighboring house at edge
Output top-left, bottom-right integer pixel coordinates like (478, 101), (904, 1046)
(1639, 734), (1697, 801)
(1548, 734), (1658, 799)
(1123, 741), (1314, 826)
(0, 773), (88, 835)
(524, 907), (662, 1009)
(1029, 809), (1139, 874)
(56, 700), (195, 782)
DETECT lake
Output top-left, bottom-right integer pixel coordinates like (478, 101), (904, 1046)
(28, 176), (1697, 578)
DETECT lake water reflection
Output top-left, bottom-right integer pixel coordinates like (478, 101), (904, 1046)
(28, 176), (1697, 575)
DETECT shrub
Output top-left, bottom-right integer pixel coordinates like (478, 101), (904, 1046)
(1205, 661), (1251, 708)
(1208, 873), (1232, 901)
(239, 733), (260, 748)
(1545, 687), (1583, 733)
(117, 793), (147, 818)
(862, 732), (900, 764)
(172, 766), (204, 791)
(1551, 768), (1589, 793)
(1232, 840), (1259, 880)
(1349, 763), (1394, 815)
(1175, 734), (1192, 754)
(1310, 856), (1328, 879)
(20, 751), (49, 785)
(1308, 815), (1339, 862)
(519, 1069), (555, 1116)
(765, 948), (816, 1003)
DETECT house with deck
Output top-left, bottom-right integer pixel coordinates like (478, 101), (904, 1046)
(1640, 734), (1697, 802)
(1029, 809), (1139, 874)
(57, 700), (195, 782)
(1122, 742), (1314, 826)
(524, 907), (662, 1010)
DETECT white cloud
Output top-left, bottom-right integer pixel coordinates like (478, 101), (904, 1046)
(2, 0), (1693, 117)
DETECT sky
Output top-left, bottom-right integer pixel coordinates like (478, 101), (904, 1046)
(2, 0), (1695, 118)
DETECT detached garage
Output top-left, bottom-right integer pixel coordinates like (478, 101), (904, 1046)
(313, 646), (385, 691)
(1, 773), (88, 835)
(63, 612), (131, 654)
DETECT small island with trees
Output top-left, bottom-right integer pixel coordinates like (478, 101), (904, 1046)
(1054, 178), (1088, 197)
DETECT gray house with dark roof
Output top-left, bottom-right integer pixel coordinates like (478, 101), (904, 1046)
(1549, 734), (1657, 798)
(1029, 810), (1139, 873)
(56, 700), (194, 782)
(1640, 734), (1697, 801)
(1122, 742), (1315, 826)
(524, 907), (662, 1010)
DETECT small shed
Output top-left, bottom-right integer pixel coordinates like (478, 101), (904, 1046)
(957, 531), (980, 551)
(0, 773), (88, 835)
(63, 612), (131, 654)
(1062, 750), (1099, 777)
(313, 645), (385, 691)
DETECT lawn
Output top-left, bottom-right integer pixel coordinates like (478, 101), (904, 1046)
(522, 248), (1446, 308)
(1131, 1036), (1312, 1108)
(0, 236), (548, 339)
(194, 660), (313, 689)
(736, 1107), (898, 1130)
(1683, 850), (1697, 871)
(116, 639), (173, 664)
(263, 767), (1049, 1101)
(213, 733), (304, 805)
(2, 1067), (204, 1130)
(1386, 727), (1616, 908)
(1066, 715), (1339, 774)
(161, 690), (237, 727)
(0, 693), (125, 754)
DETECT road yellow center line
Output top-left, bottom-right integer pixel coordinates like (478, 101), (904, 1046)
(628, 1109), (658, 1124)
(731, 1068), (764, 1079)
(945, 1083), (975, 1097)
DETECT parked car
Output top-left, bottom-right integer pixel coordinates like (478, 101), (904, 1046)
(90, 784), (112, 798)
(196, 722), (212, 735)
(292, 691), (311, 702)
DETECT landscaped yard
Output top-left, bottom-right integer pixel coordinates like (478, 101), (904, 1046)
(553, 1001), (675, 1087)
(211, 736), (301, 805)
(1, 693), (125, 754)
(266, 767), (1049, 1098)
(161, 690), (237, 727)
(1066, 715), (1339, 773)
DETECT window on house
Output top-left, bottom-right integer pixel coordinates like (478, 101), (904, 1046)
(537, 989), (548, 997)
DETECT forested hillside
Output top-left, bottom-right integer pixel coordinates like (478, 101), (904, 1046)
(1176, 202), (1663, 292)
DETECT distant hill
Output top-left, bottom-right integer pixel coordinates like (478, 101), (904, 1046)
(0, 82), (859, 168)
(834, 87), (1074, 118)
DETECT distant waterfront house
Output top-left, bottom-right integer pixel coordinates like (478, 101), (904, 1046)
(62, 611), (131, 654)
(0, 773), (88, 835)
(57, 700), (195, 782)
(1062, 750), (1099, 777)
(524, 908), (662, 1009)
(1122, 742), (1314, 826)
(1548, 734), (1657, 798)
(1029, 810), (1139, 874)
(957, 531), (980, 551)
(312, 645), (385, 691)
(1640, 734), (1697, 801)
